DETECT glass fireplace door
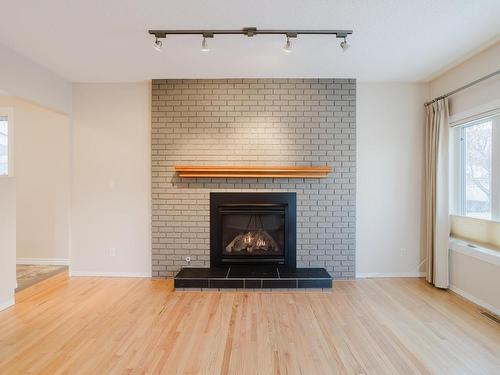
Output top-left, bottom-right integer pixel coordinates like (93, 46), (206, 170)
(220, 208), (285, 260)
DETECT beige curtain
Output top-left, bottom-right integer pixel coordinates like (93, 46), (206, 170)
(425, 98), (450, 288)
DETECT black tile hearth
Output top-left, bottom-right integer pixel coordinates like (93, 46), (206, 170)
(244, 279), (262, 288)
(298, 279), (332, 288)
(228, 265), (278, 279)
(174, 266), (332, 290)
(175, 279), (209, 288)
(210, 279), (244, 289)
(277, 267), (331, 279)
(175, 267), (229, 279)
(262, 279), (298, 288)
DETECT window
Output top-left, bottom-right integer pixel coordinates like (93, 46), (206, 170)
(452, 113), (500, 221)
(0, 115), (9, 176)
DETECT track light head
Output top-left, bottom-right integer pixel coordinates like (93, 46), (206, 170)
(340, 37), (350, 52)
(201, 37), (210, 52)
(283, 36), (292, 53)
(154, 37), (163, 52)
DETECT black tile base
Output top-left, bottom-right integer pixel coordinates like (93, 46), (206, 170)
(174, 266), (332, 290)
(175, 278), (209, 289)
(175, 267), (229, 279)
(229, 265), (278, 279)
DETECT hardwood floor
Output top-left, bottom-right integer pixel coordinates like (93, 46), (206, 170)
(0, 276), (499, 374)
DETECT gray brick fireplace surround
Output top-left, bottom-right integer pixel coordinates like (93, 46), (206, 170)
(151, 79), (356, 279)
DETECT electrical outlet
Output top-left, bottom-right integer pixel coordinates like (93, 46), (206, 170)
(400, 248), (407, 257)
(109, 247), (116, 257)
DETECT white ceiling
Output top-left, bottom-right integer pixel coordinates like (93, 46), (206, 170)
(0, 0), (499, 82)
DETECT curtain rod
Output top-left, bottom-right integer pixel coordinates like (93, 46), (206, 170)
(424, 69), (500, 106)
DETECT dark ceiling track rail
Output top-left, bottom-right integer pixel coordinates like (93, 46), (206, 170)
(425, 69), (500, 107)
(149, 28), (353, 39)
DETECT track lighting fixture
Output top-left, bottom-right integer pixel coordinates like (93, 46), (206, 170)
(283, 36), (292, 53)
(149, 28), (353, 52)
(153, 37), (162, 52)
(200, 37), (210, 52)
(340, 37), (350, 52)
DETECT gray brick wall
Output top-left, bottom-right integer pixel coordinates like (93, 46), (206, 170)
(151, 79), (356, 279)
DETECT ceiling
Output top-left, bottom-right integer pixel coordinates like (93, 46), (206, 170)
(0, 0), (499, 82)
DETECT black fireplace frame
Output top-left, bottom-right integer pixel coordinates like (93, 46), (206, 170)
(210, 192), (296, 268)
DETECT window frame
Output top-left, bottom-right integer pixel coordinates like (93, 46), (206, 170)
(452, 113), (500, 222)
(0, 107), (14, 177)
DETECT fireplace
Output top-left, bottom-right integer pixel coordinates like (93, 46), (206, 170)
(174, 191), (331, 289)
(210, 192), (296, 268)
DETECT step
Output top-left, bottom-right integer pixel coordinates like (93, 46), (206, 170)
(174, 266), (332, 290)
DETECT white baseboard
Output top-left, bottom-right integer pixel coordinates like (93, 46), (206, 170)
(449, 285), (500, 316)
(70, 271), (151, 278)
(356, 272), (425, 278)
(17, 258), (70, 266)
(0, 297), (15, 312)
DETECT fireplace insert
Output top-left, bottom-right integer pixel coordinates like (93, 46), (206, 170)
(210, 192), (296, 267)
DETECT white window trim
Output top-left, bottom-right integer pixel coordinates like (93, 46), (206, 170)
(493, 117), (500, 220)
(451, 112), (500, 223)
(0, 107), (14, 177)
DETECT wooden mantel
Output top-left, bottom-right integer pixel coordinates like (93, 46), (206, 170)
(175, 165), (332, 178)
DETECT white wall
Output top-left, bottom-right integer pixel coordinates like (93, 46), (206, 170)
(0, 97), (71, 262)
(356, 83), (429, 277)
(431, 41), (500, 120)
(430, 41), (500, 99)
(0, 43), (72, 115)
(0, 177), (16, 311)
(71, 83), (151, 276)
(450, 250), (500, 315)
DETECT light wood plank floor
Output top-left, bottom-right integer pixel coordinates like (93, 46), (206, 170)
(0, 276), (499, 374)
